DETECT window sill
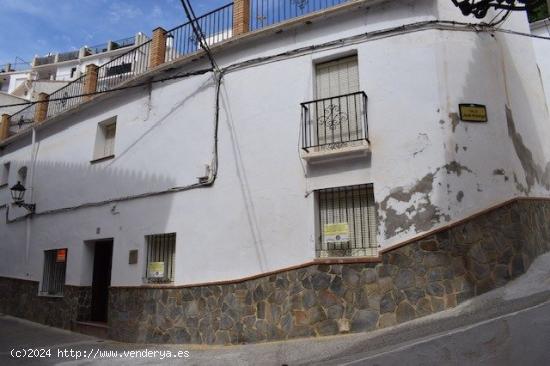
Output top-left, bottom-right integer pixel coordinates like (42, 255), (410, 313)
(90, 155), (115, 164)
(301, 140), (370, 164)
(37, 293), (64, 298)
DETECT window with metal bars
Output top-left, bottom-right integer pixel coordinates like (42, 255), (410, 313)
(145, 233), (176, 283)
(41, 249), (67, 296)
(316, 184), (378, 257)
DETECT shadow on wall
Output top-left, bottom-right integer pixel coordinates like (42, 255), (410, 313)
(377, 28), (550, 244)
(220, 84), (268, 273)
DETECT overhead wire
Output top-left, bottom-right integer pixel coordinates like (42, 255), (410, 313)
(4, 15), (550, 218)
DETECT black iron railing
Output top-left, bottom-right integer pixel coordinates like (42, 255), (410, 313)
(96, 40), (152, 92)
(301, 91), (368, 151)
(46, 75), (86, 119)
(250, 0), (348, 30)
(9, 103), (36, 135)
(165, 3), (233, 63)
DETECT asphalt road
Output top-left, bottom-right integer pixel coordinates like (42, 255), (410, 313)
(2, 253), (550, 365)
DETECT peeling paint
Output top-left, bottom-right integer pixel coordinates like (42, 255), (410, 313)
(506, 106), (550, 193)
(450, 112), (460, 133)
(463, 146), (467, 151)
(443, 161), (473, 177)
(455, 144), (459, 153)
(439, 119), (445, 125)
(493, 169), (509, 182)
(477, 183), (483, 192)
(379, 160), (474, 238)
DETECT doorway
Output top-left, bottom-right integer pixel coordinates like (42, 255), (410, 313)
(91, 240), (113, 322)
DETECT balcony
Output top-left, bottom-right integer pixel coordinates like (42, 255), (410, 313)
(301, 91), (369, 163)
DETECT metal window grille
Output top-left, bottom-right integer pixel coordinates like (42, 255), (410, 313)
(145, 233), (176, 283)
(41, 249), (67, 295)
(317, 184), (378, 258)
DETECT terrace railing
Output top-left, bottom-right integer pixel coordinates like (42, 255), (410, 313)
(165, 3), (234, 63)
(58, 50), (79, 62)
(34, 55), (56, 66)
(250, 0), (349, 31)
(8, 103), (36, 135)
(301, 91), (369, 151)
(0, 62), (31, 73)
(46, 75), (86, 119)
(4, 0), (353, 140)
(111, 36), (136, 50)
(96, 40), (152, 92)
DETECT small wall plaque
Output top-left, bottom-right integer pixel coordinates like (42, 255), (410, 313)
(129, 249), (138, 265)
(459, 104), (488, 123)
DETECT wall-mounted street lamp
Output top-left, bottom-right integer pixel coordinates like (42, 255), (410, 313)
(10, 181), (35, 213)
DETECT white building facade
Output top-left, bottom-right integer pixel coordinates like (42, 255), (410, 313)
(1, 0), (550, 344)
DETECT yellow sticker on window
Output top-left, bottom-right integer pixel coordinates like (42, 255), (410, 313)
(148, 262), (165, 278)
(324, 223), (350, 243)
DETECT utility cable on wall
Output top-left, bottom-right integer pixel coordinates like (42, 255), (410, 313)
(2, 18), (544, 220)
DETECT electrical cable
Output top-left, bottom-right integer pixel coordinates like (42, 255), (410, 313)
(3, 17), (549, 219)
(2, 20), (550, 112)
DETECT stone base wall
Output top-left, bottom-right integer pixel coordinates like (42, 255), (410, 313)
(0, 278), (91, 330)
(2, 199), (550, 344)
(109, 199), (550, 345)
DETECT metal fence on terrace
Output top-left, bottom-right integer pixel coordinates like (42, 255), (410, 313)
(250, 0), (349, 30)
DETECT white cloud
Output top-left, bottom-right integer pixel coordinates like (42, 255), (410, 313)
(108, 2), (144, 23)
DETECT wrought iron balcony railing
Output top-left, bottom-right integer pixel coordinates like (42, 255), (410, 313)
(301, 91), (369, 152)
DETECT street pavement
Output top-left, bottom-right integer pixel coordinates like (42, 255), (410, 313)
(2, 252), (550, 365)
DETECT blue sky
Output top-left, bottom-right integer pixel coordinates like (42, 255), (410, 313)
(0, 0), (229, 65)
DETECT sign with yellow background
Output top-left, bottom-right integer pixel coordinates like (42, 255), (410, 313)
(324, 223), (350, 243)
(148, 262), (165, 278)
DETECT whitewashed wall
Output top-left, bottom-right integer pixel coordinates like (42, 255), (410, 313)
(1, 0), (549, 287)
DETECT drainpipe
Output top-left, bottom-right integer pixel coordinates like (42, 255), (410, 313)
(25, 127), (38, 268)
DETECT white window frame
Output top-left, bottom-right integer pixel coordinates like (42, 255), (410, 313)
(92, 117), (117, 162)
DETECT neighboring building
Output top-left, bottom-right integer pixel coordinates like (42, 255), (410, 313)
(0, 34), (146, 101)
(0, 92), (27, 116)
(1, 0), (550, 345)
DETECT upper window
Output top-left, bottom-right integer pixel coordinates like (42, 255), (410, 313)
(1, 162), (10, 187)
(528, 0), (549, 23)
(316, 184), (378, 258)
(41, 249), (67, 296)
(145, 233), (176, 283)
(302, 55), (368, 155)
(92, 117), (117, 162)
(315, 56), (359, 99)
(17, 166), (27, 186)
